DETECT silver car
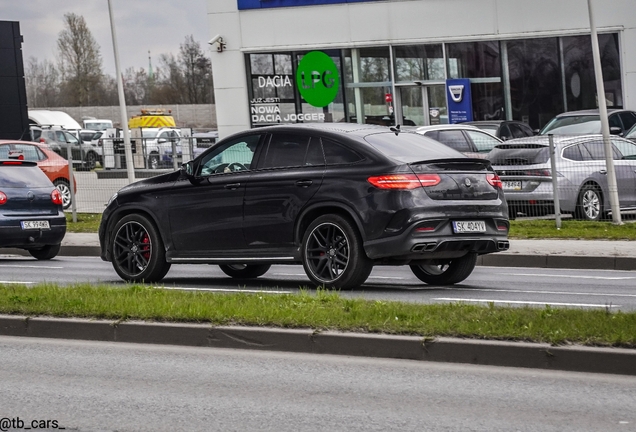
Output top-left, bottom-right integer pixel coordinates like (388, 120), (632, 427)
(488, 135), (636, 221)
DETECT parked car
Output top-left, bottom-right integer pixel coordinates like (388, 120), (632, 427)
(462, 120), (535, 141)
(411, 124), (503, 157)
(0, 159), (66, 259)
(79, 129), (99, 144)
(140, 127), (182, 169)
(38, 127), (100, 171)
(539, 109), (636, 136)
(488, 135), (636, 221)
(0, 140), (76, 210)
(99, 123), (509, 288)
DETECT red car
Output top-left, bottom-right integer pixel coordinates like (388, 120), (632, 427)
(0, 140), (77, 210)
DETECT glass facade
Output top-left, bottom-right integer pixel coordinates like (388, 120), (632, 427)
(245, 33), (623, 131)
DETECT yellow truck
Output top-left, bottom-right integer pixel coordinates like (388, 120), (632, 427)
(128, 109), (176, 129)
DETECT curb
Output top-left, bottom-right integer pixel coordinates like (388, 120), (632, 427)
(0, 315), (634, 376)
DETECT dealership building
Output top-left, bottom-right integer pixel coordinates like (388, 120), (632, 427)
(207, 0), (636, 138)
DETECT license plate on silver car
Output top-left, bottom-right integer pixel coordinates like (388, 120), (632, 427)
(503, 181), (522, 191)
(21, 221), (50, 230)
(452, 221), (486, 233)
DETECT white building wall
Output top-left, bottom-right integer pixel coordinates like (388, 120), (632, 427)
(207, 0), (636, 138)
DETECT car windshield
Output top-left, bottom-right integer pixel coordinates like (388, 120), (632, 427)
(626, 126), (636, 139)
(540, 115), (601, 135)
(364, 132), (464, 163)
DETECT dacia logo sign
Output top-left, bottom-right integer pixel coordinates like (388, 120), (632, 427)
(296, 51), (340, 108)
(448, 85), (464, 103)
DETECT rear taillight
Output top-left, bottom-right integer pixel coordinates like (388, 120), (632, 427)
(368, 174), (441, 189)
(486, 173), (502, 189)
(39, 138), (46, 143)
(0, 191), (6, 205)
(51, 189), (63, 205)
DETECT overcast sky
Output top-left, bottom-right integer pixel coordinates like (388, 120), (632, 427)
(1, 0), (210, 76)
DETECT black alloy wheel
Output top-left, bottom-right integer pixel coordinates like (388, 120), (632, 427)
(29, 244), (61, 260)
(301, 214), (373, 289)
(53, 179), (72, 210)
(219, 264), (271, 278)
(576, 184), (604, 221)
(410, 252), (477, 285)
(85, 152), (97, 170)
(111, 214), (171, 282)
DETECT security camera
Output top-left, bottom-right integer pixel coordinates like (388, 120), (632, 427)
(208, 35), (223, 45)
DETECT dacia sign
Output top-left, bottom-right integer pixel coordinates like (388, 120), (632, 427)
(238, 0), (381, 10)
(296, 51), (340, 107)
(446, 78), (473, 124)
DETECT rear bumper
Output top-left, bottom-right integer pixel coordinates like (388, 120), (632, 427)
(0, 222), (66, 249)
(364, 217), (509, 261)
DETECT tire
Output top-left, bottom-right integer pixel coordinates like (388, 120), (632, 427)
(301, 214), (373, 289)
(410, 252), (477, 285)
(576, 184), (603, 221)
(148, 154), (160, 170)
(53, 179), (72, 210)
(83, 152), (97, 171)
(110, 214), (171, 282)
(28, 244), (61, 260)
(219, 264), (271, 279)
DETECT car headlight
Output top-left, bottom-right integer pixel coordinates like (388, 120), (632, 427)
(107, 192), (118, 207)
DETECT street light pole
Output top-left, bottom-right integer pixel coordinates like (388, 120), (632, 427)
(108, 0), (135, 183)
(587, 0), (621, 224)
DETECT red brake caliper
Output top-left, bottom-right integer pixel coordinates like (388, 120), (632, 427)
(141, 233), (150, 260)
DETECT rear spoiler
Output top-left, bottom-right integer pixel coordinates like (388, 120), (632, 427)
(409, 158), (492, 171)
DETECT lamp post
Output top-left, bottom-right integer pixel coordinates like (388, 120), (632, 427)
(107, 0), (135, 183)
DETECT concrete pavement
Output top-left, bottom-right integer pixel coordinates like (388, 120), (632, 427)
(1, 233), (635, 376)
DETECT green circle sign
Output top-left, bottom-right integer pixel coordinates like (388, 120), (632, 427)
(296, 51), (340, 108)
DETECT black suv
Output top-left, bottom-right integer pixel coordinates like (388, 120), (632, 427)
(99, 123), (509, 289)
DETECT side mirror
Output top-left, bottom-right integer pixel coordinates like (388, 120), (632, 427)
(158, 138), (168, 144)
(181, 161), (194, 177)
(532, 129), (540, 135)
(610, 126), (622, 136)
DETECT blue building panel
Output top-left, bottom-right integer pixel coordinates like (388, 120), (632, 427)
(238, 0), (380, 10)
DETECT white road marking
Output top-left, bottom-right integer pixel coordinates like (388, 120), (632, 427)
(433, 298), (620, 308)
(0, 281), (33, 285)
(443, 287), (636, 298)
(156, 286), (293, 294)
(507, 273), (636, 280)
(272, 273), (404, 280)
(0, 264), (63, 269)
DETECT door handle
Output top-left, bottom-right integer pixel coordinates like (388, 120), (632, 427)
(599, 170), (607, 175)
(295, 180), (313, 188)
(224, 183), (241, 190)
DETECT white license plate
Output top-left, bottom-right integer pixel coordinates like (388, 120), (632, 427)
(452, 221), (486, 233)
(503, 181), (522, 191)
(21, 221), (50, 230)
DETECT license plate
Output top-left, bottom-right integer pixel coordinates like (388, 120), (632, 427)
(452, 221), (486, 233)
(503, 181), (522, 191)
(21, 221), (50, 230)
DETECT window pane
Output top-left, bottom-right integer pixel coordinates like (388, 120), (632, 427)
(395, 44), (444, 82)
(435, 130), (471, 153)
(562, 145), (584, 161)
(507, 38), (563, 130)
(198, 135), (260, 176)
(446, 41), (501, 79)
(465, 130), (500, 152)
(322, 138), (362, 165)
(562, 34), (623, 111)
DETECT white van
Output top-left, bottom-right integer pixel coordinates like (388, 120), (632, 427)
(83, 118), (113, 131)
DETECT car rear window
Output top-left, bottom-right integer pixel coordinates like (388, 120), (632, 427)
(364, 132), (464, 162)
(0, 164), (52, 188)
(488, 144), (550, 165)
(540, 115), (600, 135)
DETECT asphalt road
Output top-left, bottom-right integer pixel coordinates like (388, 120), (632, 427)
(2, 255), (636, 311)
(0, 336), (633, 432)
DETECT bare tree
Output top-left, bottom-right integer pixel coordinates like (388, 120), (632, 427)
(56, 13), (104, 106)
(25, 57), (61, 108)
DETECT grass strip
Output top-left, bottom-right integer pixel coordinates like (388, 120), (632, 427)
(1, 283), (635, 348)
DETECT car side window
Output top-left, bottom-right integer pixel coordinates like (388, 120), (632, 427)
(611, 139), (636, 160)
(465, 130), (500, 152)
(197, 134), (260, 176)
(0, 144), (9, 159)
(435, 130), (472, 153)
(65, 132), (79, 145)
(619, 112), (636, 132)
(499, 124), (512, 140)
(609, 114), (623, 131)
(583, 141), (621, 160)
(509, 124), (527, 138)
(562, 144), (584, 161)
(55, 131), (67, 143)
(322, 138), (363, 165)
(261, 134), (313, 169)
